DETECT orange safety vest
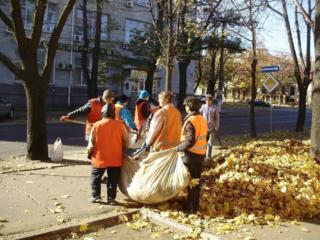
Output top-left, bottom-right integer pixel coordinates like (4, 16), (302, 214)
(86, 99), (103, 136)
(134, 101), (149, 130)
(153, 104), (182, 150)
(181, 115), (208, 155)
(91, 118), (123, 168)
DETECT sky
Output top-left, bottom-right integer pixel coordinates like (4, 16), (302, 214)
(257, 2), (314, 58)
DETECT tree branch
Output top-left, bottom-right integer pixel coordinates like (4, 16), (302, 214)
(295, 5), (305, 69)
(31, 0), (47, 49)
(0, 50), (23, 79)
(148, 0), (166, 50)
(264, 0), (284, 18)
(294, 0), (314, 28)
(10, 0), (27, 53)
(0, 7), (13, 30)
(43, 0), (76, 80)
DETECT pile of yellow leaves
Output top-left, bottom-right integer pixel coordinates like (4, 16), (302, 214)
(154, 133), (320, 235)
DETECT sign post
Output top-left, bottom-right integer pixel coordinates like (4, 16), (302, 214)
(261, 65), (280, 132)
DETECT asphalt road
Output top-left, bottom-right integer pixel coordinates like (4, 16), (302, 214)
(220, 106), (312, 136)
(0, 106), (312, 158)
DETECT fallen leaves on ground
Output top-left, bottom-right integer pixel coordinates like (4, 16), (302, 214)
(153, 132), (320, 236)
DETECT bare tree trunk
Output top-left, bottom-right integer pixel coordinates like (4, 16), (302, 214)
(280, 0), (308, 131)
(249, 0), (257, 138)
(81, 0), (91, 98)
(165, 0), (174, 91)
(218, 24), (226, 92)
(23, 74), (48, 160)
(194, 49), (202, 93)
(90, 0), (102, 98)
(178, 59), (190, 110)
(207, 49), (217, 95)
(145, 1), (164, 95)
(311, 0), (320, 162)
(145, 65), (156, 94)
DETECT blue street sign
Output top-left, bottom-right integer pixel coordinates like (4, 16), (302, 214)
(261, 65), (280, 73)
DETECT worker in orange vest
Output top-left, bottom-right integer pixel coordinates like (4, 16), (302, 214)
(145, 91), (182, 151)
(134, 90), (151, 131)
(115, 94), (137, 132)
(60, 90), (115, 141)
(176, 96), (208, 213)
(87, 103), (128, 204)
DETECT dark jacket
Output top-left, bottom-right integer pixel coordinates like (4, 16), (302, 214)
(176, 112), (205, 165)
(136, 99), (151, 120)
(68, 96), (103, 119)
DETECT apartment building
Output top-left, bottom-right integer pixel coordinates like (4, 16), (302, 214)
(0, 0), (195, 108)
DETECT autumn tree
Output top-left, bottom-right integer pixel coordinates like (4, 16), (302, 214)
(81, 0), (103, 99)
(128, 0), (164, 94)
(293, 0), (320, 162)
(0, 0), (76, 160)
(266, 0), (312, 132)
(231, 0), (266, 138)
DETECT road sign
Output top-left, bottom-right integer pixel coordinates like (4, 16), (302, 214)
(261, 65), (280, 73)
(263, 74), (280, 93)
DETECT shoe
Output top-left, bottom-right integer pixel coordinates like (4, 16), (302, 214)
(101, 176), (108, 184)
(89, 196), (102, 203)
(107, 199), (117, 205)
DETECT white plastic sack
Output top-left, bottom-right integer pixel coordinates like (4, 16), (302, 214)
(118, 154), (141, 197)
(50, 138), (63, 161)
(120, 148), (190, 204)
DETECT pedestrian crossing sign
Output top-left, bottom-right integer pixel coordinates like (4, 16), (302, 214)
(263, 74), (280, 93)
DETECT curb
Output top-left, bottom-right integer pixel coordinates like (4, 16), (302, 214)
(10, 209), (139, 240)
(140, 208), (221, 240)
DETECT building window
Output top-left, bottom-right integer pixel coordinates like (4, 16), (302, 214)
(130, 70), (147, 94)
(21, 0), (57, 32)
(133, 0), (149, 7)
(21, 0), (35, 30)
(43, 2), (58, 32)
(74, 9), (108, 41)
(73, 56), (86, 86)
(124, 19), (149, 43)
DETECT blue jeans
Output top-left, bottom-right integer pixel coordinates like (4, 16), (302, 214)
(90, 167), (121, 201)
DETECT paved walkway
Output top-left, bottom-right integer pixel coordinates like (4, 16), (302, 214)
(0, 150), (140, 238)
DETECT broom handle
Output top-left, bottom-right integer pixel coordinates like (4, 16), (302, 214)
(65, 119), (86, 125)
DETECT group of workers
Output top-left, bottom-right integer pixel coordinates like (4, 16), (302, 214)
(60, 89), (220, 213)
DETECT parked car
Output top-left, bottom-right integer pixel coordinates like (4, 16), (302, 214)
(0, 97), (14, 118)
(248, 99), (271, 107)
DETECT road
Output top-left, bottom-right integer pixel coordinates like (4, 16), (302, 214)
(0, 106), (312, 158)
(220, 106), (312, 136)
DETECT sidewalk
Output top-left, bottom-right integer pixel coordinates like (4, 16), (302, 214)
(0, 150), (140, 238)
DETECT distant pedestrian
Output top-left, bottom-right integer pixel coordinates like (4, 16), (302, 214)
(200, 94), (220, 160)
(87, 103), (128, 204)
(60, 90), (115, 141)
(176, 96), (207, 213)
(115, 94), (137, 132)
(134, 90), (151, 131)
